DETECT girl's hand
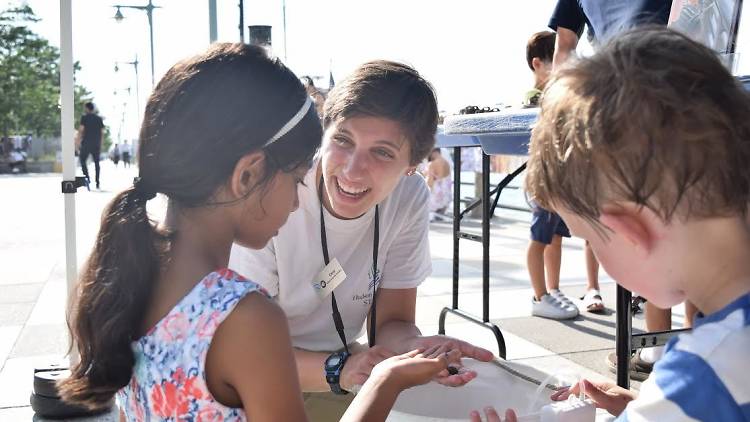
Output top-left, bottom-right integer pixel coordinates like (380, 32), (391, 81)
(469, 407), (516, 422)
(551, 379), (636, 417)
(369, 345), (459, 391)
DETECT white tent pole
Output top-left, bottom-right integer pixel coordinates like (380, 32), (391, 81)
(60, 0), (78, 366)
(209, 0), (217, 43)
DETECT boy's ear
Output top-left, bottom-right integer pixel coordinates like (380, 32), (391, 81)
(600, 205), (655, 256)
(229, 151), (266, 199)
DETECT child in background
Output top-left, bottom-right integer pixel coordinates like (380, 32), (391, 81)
(524, 30), (603, 320)
(474, 27), (750, 421)
(59, 43), (453, 421)
(425, 148), (452, 221)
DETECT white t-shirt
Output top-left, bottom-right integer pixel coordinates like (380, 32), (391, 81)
(229, 165), (432, 351)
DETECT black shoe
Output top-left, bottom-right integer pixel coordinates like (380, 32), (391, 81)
(606, 350), (653, 381)
(96, 182), (100, 189)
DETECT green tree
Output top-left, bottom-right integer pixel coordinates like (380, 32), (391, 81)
(0, 5), (95, 138)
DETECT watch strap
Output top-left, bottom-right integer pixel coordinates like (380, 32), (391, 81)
(325, 351), (350, 395)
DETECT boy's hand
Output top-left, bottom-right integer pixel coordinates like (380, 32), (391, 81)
(370, 345), (458, 391)
(469, 407), (516, 422)
(551, 379), (637, 417)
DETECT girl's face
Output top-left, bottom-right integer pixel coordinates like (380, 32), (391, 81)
(237, 165), (308, 249)
(320, 116), (414, 219)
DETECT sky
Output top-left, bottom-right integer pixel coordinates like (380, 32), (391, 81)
(4, 1), (750, 144)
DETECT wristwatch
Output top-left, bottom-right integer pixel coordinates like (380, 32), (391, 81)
(324, 351), (350, 395)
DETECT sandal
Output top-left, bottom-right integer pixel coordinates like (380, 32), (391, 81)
(581, 289), (605, 313)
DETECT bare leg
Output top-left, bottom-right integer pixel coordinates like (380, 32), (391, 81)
(684, 300), (699, 328)
(79, 150), (89, 180)
(544, 235), (562, 291)
(585, 241), (600, 290)
(527, 240), (548, 300)
(470, 172), (483, 219)
(640, 302), (672, 363)
(645, 302), (672, 331)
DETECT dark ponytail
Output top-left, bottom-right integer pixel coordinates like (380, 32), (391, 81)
(61, 187), (167, 408)
(58, 43), (321, 409)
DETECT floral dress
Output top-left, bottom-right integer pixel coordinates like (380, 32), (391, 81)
(116, 269), (268, 421)
(430, 176), (453, 213)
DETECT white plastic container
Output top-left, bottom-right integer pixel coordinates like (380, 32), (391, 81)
(388, 359), (555, 421)
(540, 397), (596, 422)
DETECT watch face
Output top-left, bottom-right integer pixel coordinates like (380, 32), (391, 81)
(327, 355), (341, 366)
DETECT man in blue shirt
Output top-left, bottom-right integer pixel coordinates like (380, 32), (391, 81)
(548, 0), (672, 67)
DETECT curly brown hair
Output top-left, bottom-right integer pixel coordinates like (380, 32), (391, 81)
(526, 27), (750, 227)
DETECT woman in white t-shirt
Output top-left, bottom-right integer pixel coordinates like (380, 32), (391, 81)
(230, 60), (493, 419)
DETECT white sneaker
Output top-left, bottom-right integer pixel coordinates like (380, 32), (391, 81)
(549, 289), (579, 313)
(532, 294), (579, 320)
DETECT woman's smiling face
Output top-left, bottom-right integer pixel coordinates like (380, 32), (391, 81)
(320, 115), (413, 219)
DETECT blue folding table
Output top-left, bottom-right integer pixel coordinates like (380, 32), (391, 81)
(435, 108), (536, 362)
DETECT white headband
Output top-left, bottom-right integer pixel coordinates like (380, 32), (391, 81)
(262, 96), (313, 147)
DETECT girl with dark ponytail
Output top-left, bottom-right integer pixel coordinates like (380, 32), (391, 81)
(59, 43), (452, 421)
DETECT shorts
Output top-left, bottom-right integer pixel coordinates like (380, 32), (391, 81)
(530, 205), (570, 244)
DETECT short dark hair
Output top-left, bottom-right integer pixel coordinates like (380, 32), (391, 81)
(526, 31), (556, 71)
(84, 102), (95, 111)
(527, 27), (750, 225)
(323, 60), (438, 165)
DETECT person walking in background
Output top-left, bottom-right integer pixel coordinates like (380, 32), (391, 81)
(111, 143), (120, 167)
(75, 102), (105, 189)
(121, 140), (132, 168)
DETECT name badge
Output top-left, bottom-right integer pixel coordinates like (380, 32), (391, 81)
(312, 258), (347, 299)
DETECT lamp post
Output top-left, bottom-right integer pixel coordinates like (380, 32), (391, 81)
(115, 55), (140, 118)
(113, 1), (160, 87)
(112, 87), (131, 145)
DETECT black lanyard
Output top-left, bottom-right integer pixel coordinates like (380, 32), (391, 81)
(318, 176), (379, 353)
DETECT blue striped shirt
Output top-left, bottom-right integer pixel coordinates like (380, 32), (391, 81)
(617, 293), (750, 421)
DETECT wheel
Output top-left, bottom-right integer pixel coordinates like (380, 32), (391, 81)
(33, 368), (70, 398)
(30, 393), (111, 419)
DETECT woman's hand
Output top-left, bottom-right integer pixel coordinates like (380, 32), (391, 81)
(408, 335), (494, 387)
(551, 379), (637, 417)
(340, 347), (455, 422)
(340, 345), (395, 391)
(469, 407), (516, 422)
(369, 345), (458, 391)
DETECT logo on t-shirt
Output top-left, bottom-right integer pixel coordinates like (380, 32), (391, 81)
(353, 268), (382, 306)
(368, 267), (382, 291)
